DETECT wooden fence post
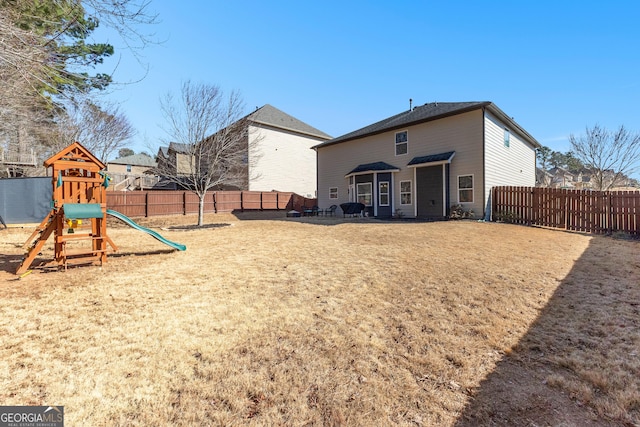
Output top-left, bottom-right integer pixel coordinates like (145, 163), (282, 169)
(607, 191), (613, 234)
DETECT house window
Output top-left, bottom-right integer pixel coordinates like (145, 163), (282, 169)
(395, 131), (408, 156)
(400, 180), (412, 205)
(356, 182), (372, 206)
(126, 165), (132, 172)
(379, 181), (389, 206)
(329, 187), (338, 199)
(504, 129), (510, 148)
(458, 175), (474, 203)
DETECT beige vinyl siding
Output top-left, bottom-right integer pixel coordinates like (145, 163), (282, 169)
(483, 111), (536, 213)
(317, 132), (391, 212)
(248, 124), (320, 197)
(317, 110), (485, 216)
(106, 164), (151, 175)
(176, 152), (194, 175)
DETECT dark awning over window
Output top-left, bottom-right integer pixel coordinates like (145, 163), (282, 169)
(407, 151), (455, 167)
(345, 161), (400, 177)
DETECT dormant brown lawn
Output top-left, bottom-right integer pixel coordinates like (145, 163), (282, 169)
(1, 214), (638, 426)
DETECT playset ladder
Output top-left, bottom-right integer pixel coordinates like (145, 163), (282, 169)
(16, 210), (58, 275)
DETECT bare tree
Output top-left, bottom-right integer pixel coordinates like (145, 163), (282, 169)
(569, 124), (640, 191)
(53, 97), (136, 163)
(155, 81), (258, 226)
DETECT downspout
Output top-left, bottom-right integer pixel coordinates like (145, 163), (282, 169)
(482, 107), (487, 220)
(314, 146), (319, 200)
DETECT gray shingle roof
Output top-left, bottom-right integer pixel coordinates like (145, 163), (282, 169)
(346, 161), (401, 176)
(248, 104), (332, 140)
(109, 154), (157, 167)
(168, 142), (191, 154)
(313, 101), (540, 149)
(408, 151), (456, 166)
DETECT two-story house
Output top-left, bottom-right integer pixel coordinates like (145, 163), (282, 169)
(156, 105), (331, 197)
(314, 101), (540, 219)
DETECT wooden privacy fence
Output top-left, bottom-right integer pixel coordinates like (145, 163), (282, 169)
(106, 190), (316, 218)
(492, 186), (640, 234)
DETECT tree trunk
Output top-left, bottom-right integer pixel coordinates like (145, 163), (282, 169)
(198, 193), (205, 226)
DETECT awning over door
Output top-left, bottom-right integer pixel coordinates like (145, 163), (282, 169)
(407, 151), (455, 167)
(345, 161), (400, 177)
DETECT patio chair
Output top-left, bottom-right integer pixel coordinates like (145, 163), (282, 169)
(324, 205), (337, 216)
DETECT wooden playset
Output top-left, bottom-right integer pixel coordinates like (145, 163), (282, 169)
(16, 142), (117, 274)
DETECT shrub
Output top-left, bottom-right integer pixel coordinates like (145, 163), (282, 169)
(449, 204), (474, 220)
(494, 210), (519, 223)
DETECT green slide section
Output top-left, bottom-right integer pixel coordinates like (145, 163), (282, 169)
(106, 209), (186, 251)
(63, 203), (104, 219)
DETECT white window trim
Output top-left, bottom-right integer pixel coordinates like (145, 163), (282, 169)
(356, 182), (373, 206)
(329, 187), (338, 199)
(378, 181), (390, 206)
(458, 174), (474, 204)
(504, 128), (510, 148)
(399, 180), (412, 205)
(395, 130), (408, 156)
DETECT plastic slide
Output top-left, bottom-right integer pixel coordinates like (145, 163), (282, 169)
(106, 209), (186, 251)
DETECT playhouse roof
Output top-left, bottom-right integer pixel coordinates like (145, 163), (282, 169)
(44, 141), (105, 170)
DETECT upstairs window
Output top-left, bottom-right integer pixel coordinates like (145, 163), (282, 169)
(395, 131), (408, 156)
(126, 165), (132, 172)
(504, 129), (510, 148)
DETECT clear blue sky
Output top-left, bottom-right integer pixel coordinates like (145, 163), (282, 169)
(96, 1), (640, 174)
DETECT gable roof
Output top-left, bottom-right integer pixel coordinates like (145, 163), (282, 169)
(408, 151), (456, 167)
(345, 161), (400, 177)
(313, 101), (540, 149)
(157, 142), (192, 158)
(248, 104), (332, 140)
(108, 154), (156, 167)
(44, 141), (105, 170)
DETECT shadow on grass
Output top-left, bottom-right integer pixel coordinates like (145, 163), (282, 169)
(165, 223), (231, 231)
(455, 236), (639, 426)
(231, 210), (452, 226)
(0, 254), (25, 275)
(0, 249), (180, 275)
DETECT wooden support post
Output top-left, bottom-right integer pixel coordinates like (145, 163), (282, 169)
(16, 215), (58, 275)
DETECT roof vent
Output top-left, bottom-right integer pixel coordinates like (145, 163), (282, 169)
(409, 98), (413, 111)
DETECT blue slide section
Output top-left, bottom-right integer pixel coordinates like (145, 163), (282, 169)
(106, 209), (186, 251)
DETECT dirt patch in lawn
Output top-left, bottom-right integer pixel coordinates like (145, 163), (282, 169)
(0, 216), (638, 426)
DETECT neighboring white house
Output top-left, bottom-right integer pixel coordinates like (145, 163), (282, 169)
(313, 101), (540, 219)
(156, 105), (331, 197)
(247, 105), (331, 197)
